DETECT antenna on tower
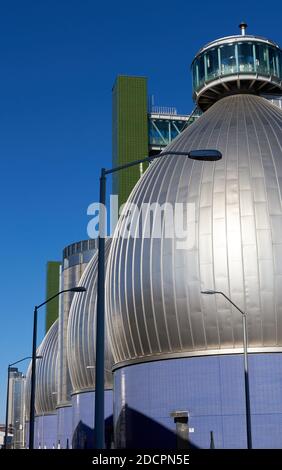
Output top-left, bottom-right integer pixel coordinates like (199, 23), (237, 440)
(239, 21), (248, 36)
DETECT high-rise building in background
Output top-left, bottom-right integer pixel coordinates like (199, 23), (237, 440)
(7, 368), (25, 449)
(112, 75), (200, 208)
(45, 261), (61, 333)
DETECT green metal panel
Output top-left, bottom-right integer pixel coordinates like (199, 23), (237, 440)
(45, 261), (61, 333)
(112, 76), (149, 208)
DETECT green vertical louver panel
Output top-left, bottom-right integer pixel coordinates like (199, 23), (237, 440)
(45, 261), (61, 333)
(112, 76), (149, 208)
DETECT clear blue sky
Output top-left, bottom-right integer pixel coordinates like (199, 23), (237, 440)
(0, 0), (281, 422)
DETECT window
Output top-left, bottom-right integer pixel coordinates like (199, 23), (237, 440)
(220, 44), (236, 75)
(255, 43), (269, 75)
(192, 62), (198, 90)
(206, 48), (219, 80)
(268, 46), (279, 77)
(198, 55), (205, 86)
(237, 42), (254, 72)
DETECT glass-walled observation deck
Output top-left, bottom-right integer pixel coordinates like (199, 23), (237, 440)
(192, 35), (282, 111)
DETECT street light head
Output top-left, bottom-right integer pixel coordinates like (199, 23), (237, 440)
(69, 286), (87, 293)
(188, 149), (222, 161)
(201, 290), (217, 295)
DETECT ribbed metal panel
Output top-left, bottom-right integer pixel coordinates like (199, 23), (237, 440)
(25, 319), (58, 417)
(36, 319), (58, 414)
(58, 241), (97, 406)
(67, 239), (113, 393)
(106, 94), (282, 366)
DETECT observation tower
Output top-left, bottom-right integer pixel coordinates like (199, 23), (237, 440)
(192, 22), (282, 111)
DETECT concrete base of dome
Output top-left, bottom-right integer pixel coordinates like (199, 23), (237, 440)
(71, 390), (113, 448)
(113, 353), (282, 449)
(34, 414), (57, 449)
(56, 405), (72, 449)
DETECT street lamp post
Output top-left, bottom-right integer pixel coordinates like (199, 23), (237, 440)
(201, 290), (252, 449)
(94, 149), (222, 449)
(28, 286), (86, 450)
(4, 356), (41, 449)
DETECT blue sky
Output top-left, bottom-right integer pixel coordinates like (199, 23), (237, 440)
(0, 0), (282, 422)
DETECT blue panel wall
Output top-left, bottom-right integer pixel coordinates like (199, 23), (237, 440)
(113, 353), (282, 449)
(57, 405), (72, 448)
(34, 414), (57, 449)
(34, 416), (40, 449)
(71, 390), (113, 448)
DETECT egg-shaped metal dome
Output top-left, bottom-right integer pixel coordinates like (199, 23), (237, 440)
(67, 239), (113, 393)
(106, 93), (282, 367)
(24, 319), (58, 417)
(35, 319), (58, 414)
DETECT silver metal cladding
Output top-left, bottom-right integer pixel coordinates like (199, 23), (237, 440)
(106, 94), (282, 367)
(66, 239), (113, 393)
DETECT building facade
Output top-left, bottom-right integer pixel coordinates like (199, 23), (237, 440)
(7, 368), (26, 449)
(106, 25), (282, 449)
(22, 24), (282, 450)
